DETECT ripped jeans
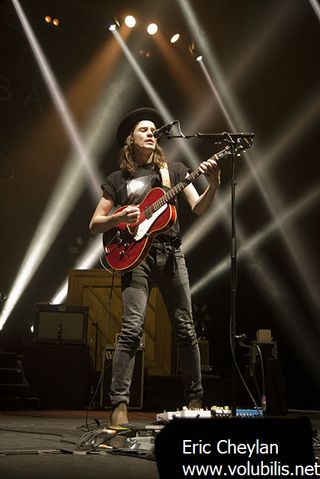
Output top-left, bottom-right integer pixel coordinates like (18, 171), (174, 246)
(109, 245), (203, 407)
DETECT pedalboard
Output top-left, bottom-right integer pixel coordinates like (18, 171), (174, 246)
(156, 405), (264, 423)
(156, 405), (232, 423)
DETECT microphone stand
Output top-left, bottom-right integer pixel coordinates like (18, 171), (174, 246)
(168, 130), (254, 415)
(228, 134), (239, 416)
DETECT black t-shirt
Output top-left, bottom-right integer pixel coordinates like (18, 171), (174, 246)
(101, 161), (189, 245)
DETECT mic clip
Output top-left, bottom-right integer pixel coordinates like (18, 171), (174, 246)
(153, 120), (178, 139)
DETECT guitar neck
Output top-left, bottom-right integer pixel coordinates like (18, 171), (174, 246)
(153, 166), (202, 211)
(152, 147), (229, 212)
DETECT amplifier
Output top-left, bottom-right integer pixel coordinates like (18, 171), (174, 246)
(34, 304), (88, 344)
(250, 340), (278, 363)
(100, 343), (144, 410)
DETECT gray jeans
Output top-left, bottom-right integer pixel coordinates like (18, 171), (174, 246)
(109, 244), (203, 407)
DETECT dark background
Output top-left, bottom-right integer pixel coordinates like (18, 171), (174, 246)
(0, 0), (319, 410)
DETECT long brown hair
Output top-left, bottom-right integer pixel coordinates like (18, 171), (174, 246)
(118, 134), (167, 177)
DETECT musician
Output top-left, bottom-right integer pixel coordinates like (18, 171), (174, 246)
(89, 107), (220, 426)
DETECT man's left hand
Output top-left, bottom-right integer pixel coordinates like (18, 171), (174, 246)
(199, 158), (221, 186)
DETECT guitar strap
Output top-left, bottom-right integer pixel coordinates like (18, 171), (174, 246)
(159, 164), (171, 191)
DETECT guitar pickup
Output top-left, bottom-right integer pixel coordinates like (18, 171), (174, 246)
(116, 231), (123, 244)
(144, 206), (153, 219)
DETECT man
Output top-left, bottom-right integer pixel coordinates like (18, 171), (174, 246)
(89, 107), (220, 426)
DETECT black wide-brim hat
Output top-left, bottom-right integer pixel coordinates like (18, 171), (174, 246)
(117, 107), (164, 146)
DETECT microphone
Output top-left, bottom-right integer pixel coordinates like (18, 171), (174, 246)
(153, 120), (177, 139)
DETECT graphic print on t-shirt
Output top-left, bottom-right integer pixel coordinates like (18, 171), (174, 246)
(126, 175), (153, 205)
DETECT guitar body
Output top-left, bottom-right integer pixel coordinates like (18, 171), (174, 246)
(103, 187), (177, 272)
(101, 140), (253, 273)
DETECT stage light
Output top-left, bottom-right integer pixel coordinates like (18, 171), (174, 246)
(189, 185), (320, 376)
(0, 2), (136, 330)
(183, 87), (320, 318)
(108, 17), (120, 31)
(176, 0), (320, 329)
(112, 28), (168, 116)
(179, 0), (320, 324)
(188, 41), (195, 55)
(170, 33), (180, 44)
(0, 59), (137, 330)
(51, 236), (102, 304)
(190, 184), (320, 297)
(112, 27), (205, 180)
(52, 18), (59, 27)
(139, 48), (152, 58)
(308, 0), (320, 21)
(11, 0), (101, 193)
(188, 42), (202, 62)
(44, 15), (51, 24)
(124, 15), (136, 28)
(0, 0), (110, 330)
(147, 23), (158, 35)
(152, 31), (203, 109)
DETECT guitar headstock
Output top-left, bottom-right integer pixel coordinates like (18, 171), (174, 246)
(215, 136), (254, 161)
(234, 136), (254, 154)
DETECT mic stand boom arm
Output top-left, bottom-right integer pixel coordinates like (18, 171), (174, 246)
(167, 132), (255, 143)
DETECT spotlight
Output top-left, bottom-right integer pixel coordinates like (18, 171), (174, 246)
(188, 41), (202, 61)
(147, 23), (158, 35)
(52, 18), (59, 27)
(170, 33), (180, 44)
(124, 15), (136, 28)
(139, 48), (152, 58)
(44, 15), (51, 24)
(109, 18), (120, 31)
(188, 41), (195, 55)
(0, 292), (7, 303)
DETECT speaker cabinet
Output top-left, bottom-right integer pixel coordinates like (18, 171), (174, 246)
(34, 304), (88, 344)
(100, 344), (144, 410)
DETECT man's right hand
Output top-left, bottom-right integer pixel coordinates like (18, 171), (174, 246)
(117, 205), (141, 224)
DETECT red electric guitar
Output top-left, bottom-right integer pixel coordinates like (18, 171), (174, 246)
(103, 140), (252, 272)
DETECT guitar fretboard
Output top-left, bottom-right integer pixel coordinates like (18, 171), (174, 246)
(152, 166), (202, 212)
(146, 146), (231, 215)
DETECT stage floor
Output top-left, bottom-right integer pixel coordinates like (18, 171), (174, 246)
(0, 409), (319, 479)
